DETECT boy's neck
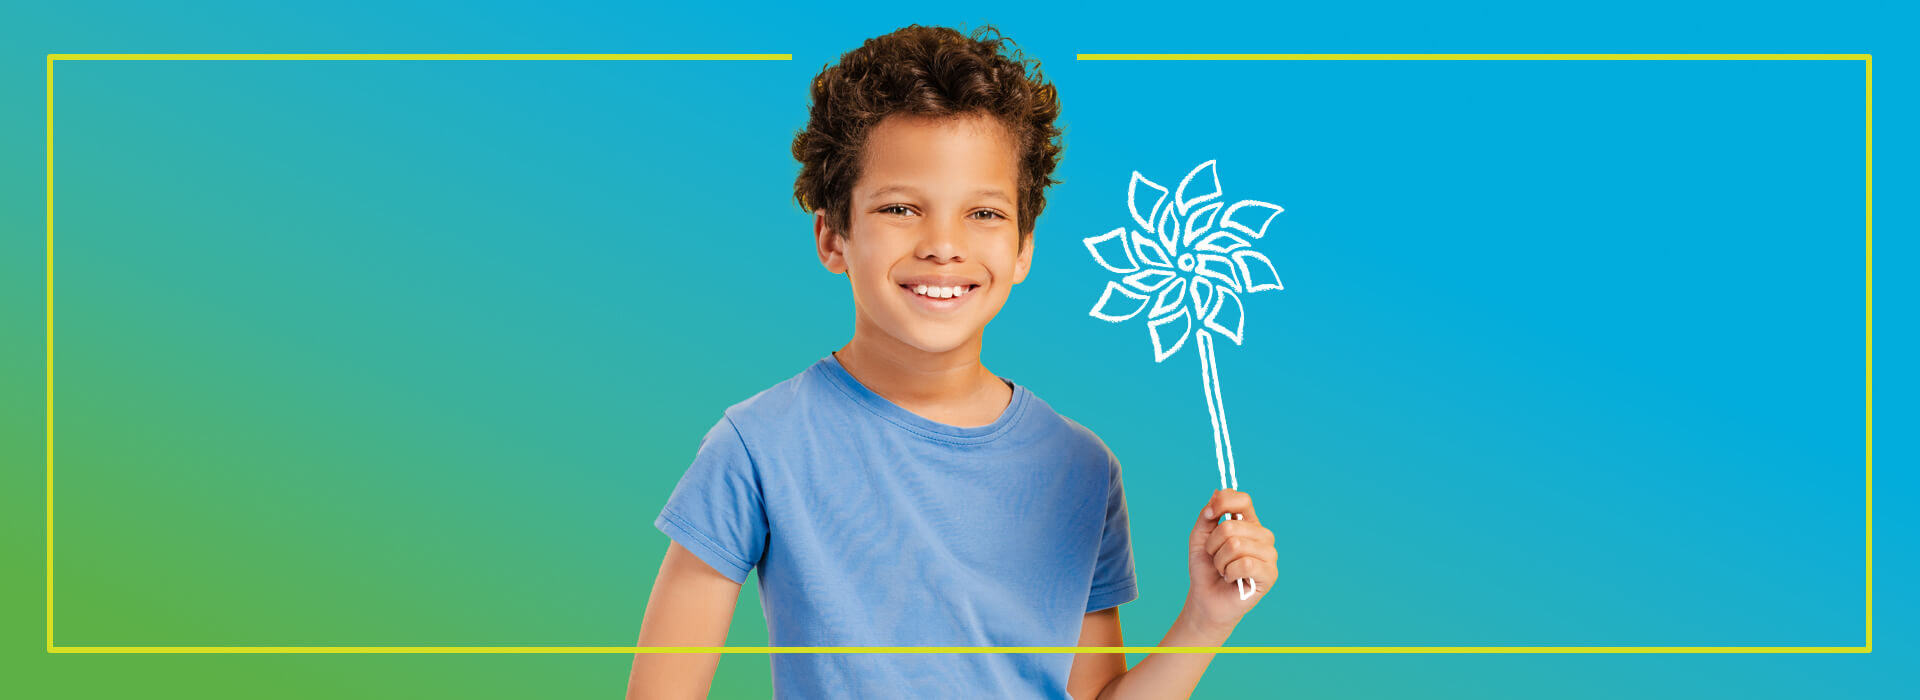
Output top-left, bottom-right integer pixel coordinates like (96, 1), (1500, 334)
(833, 323), (1012, 428)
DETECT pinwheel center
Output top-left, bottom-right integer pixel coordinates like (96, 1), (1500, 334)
(1176, 253), (1195, 272)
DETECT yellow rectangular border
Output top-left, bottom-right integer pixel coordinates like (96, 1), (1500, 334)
(45, 52), (1871, 655)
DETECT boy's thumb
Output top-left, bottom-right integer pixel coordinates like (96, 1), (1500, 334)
(1190, 500), (1218, 550)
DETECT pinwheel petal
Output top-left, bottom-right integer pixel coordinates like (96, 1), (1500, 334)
(1183, 201), (1223, 248)
(1088, 281), (1152, 322)
(1149, 277), (1189, 319)
(1123, 268), (1177, 293)
(1082, 227), (1139, 274)
(1189, 275), (1215, 318)
(1147, 306), (1192, 363)
(1194, 230), (1251, 254)
(1220, 200), (1284, 239)
(1129, 171), (1169, 234)
(1204, 288), (1245, 344)
(1156, 201), (1181, 258)
(1175, 159), (1222, 215)
(1232, 249), (1284, 293)
(1131, 231), (1172, 268)
(1195, 254), (1242, 292)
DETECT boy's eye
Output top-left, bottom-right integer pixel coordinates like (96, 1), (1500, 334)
(879, 205), (917, 216)
(969, 209), (1008, 221)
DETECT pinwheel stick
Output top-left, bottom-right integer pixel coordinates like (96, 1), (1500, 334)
(1196, 330), (1256, 600)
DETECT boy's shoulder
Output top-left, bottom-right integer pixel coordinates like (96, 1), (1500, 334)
(1047, 407), (1114, 458)
(714, 356), (837, 428)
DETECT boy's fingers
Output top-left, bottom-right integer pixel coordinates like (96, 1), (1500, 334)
(1223, 557), (1266, 585)
(1233, 558), (1278, 593)
(1207, 489), (1259, 525)
(1211, 537), (1262, 576)
(1203, 520), (1232, 556)
(1206, 519), (1276, 558)
(1204, 518), (1249, 556)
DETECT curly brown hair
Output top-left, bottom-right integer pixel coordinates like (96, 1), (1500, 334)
(791, 24), (1064, 245)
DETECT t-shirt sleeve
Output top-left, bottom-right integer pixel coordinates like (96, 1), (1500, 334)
(1086, 448), (1140, 612)
(653, 414), (769, 585)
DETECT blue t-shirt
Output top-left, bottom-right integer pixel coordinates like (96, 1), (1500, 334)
(653, 353), (1138, 698)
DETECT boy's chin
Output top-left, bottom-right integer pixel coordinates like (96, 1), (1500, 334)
(901, 335), (977, 355)
(889, 327), (982, 356)
(859, 310), (987, 356)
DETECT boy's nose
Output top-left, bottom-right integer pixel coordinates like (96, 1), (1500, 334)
(914, 218), (966, 262)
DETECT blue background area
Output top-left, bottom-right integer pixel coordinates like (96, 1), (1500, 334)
(2, 1), (1905, 698)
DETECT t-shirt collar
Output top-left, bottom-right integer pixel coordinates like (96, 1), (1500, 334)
(815, 353), (1030, 444)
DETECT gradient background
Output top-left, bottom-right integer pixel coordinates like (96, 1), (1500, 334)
(3, 1), (1907, 698)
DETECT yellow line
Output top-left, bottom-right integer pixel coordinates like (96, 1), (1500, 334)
(44, 52), (55, 654)
(47, 53), (789, 61)
(1864, 54), (1874, 653)
(46, 646), (1876, 654)
(1076, 53), (1870, 61)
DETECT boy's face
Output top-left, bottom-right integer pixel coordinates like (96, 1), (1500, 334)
(815, 113), (1033, 356)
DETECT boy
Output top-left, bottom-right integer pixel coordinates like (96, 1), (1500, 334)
(627, 24), (1278, 699)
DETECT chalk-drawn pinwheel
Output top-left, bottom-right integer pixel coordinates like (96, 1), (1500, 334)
(1082, 159), (1283, 600)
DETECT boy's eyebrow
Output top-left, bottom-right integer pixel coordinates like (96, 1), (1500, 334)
(868, 185), (1013, 204)
(868, 185), (923, 200)
(974, 188), (1013, 204)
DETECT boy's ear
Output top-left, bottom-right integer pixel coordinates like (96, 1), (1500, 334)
(815, 210), (848, 274)
(1011, 232), (1034, 285)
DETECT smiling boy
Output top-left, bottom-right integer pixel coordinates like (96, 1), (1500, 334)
(627, 25), (1279, 699)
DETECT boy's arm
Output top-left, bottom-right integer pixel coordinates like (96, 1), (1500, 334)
(1072, 489), (1280, 699)
(625, 541), (744, 700)
(1066, 608), (1126, 699)
(1067, 607), (1230, 700)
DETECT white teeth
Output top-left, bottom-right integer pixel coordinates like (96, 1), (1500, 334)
(909, 284), (974, 299)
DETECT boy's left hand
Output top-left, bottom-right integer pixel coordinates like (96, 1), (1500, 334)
(1184, 488), (1278, 635)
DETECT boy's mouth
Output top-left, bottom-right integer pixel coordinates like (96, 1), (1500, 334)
(902, 283), (978, 299)
(899, 283), (980, 311)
